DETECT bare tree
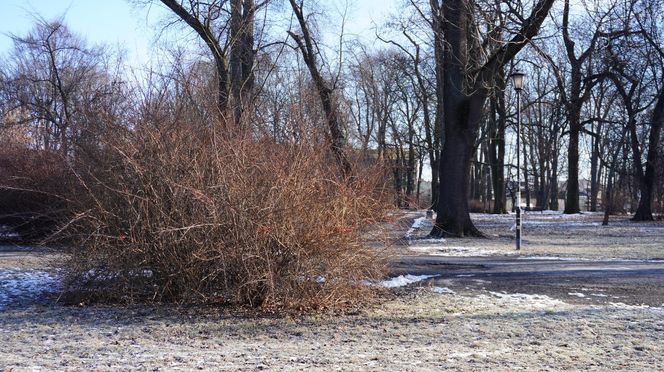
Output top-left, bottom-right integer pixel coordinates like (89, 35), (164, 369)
(428, 0), (555, 237)
(287, 0), (351, 176)
(1, 19), (116, 158)
(377, 10), (441, 211)
(157, 0), (264, 124)
(627, 0), (664, 220)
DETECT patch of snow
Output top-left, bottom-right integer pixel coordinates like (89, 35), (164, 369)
(446, 350), (506, 359)
(536, 210), (564, 215)
(488, 291), (567, 306)
(84, 269), (118, 281)
(84, 268), (154, 281)
(568, 292), (586, 298)
(380, 274), (439, 288)
(405, 217), (433, 239)
(608, 302), (663, 311)
(518, 256), (592, 261)
(0, 268), (61, 310)
(524, 221), (601, 227)
(517, 256), (664, 263)
(408, 245), (512, 257)
(591, 293), (608, 297)
(455, 274), (475, 278)
(411, 217), (429, 229)
(0, 225), (20, 239)
(412, 238), (447, 244)
(471, 211), (604, 220)
(431, 287), (455, 295)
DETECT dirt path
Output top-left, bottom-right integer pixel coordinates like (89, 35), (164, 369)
(391, 256), (664, 307)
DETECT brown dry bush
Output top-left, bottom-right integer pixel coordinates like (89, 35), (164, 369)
(56, 121), (390, 311)
(0, 145), (73, 240)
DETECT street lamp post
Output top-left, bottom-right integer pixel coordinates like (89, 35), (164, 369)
(511, 70), (525, 251)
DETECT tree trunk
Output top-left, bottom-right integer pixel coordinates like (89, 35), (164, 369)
(288, 0), (351, 176)
(433, 119), (482, 236)
(430, 1), (446, 213)
(160, 0), (230, 114)
(406, 125), (416, 200)
(416, 150), (425, 206)
(565, 123), (581, 213)
(602, 170), (614, 226)
(489, 90), (507, 214)
(550, 144), (559, 210)
(523, 127), (531, 209)
(590, 121), (601, 211)
(633, 89), (664, 221)
(229, 0), (256, 124)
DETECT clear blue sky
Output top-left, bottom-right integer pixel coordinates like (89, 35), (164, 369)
(0, 0), (394, 69)
(0, 0), (164, 67)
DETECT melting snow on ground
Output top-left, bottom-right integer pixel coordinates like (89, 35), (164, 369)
(405, 217), (433, 239)
(568, 292), (586, 298)
(405, 216), (510, 257)
(0, 268), (61, 310)
(473, 211), (605, 220)
(380, 274), (439, 288)
(431, 287), (455, 294)
(488, 291), (567, 307)
(610, 302), (664, 311)
(408, 244), (511, 257)
(0, 225), (19, 239)
(517, 256), (664, 263)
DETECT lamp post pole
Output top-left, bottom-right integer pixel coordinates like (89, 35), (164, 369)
(511, 70), (525, 251)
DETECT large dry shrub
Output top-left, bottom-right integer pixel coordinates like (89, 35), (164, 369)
(57, 122), (389, 310)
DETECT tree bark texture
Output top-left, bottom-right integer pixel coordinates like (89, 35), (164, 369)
(230, 0), (256, 125)
(633, 88), (664, 221)
(488, 82), (507, 214)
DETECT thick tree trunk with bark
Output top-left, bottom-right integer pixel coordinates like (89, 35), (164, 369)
(489, 87), (507, 214)
(565, 122), (581, 213)
(633, 89), (664, 221)
(434, 117), (482, 236)
(230, 0), (255, 124)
